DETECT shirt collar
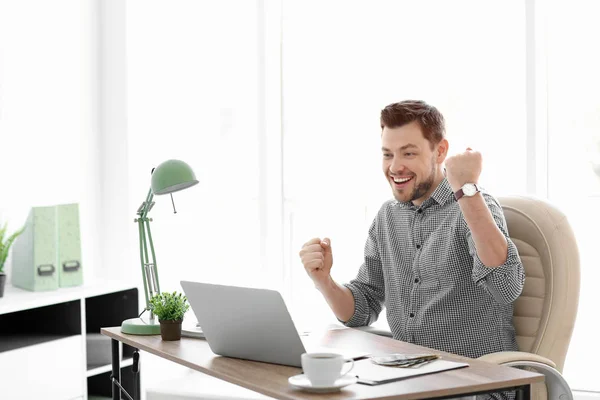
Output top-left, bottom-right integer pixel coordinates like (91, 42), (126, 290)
(394, 178), (454, 209)
(429, 177), (454, 206)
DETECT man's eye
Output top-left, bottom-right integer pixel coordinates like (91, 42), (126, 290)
(383, 153), (392, 158)
(405, 153), (416, 157)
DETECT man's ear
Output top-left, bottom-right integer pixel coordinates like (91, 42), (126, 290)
(436, 139), (449, 163)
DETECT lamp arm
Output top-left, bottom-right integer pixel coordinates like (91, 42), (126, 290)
(144, 218), (160, 295)
(138, 218), (151, 308)
(136, 188), (160, 311)
(141, 189), (154, 220)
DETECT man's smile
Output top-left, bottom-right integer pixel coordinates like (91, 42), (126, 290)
(391, 175), (414, 189)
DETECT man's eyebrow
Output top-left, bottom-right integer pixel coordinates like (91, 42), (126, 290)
(381, 144), (420, 151)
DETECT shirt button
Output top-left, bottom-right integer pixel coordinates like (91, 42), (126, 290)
(416, 244), (421, 249)
(409, 313), (415, 318)
(417, 209), (423, 214)
(414, 278), (420, 284)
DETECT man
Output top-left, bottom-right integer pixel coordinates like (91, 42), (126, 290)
(299, 100), (524, 361)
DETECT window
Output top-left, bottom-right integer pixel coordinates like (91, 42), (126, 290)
(0, 0), (97, 274)
(127, 0), (263, 292)
(546, 0), (600, 391)
(124, 2), (596, 391)
(282, 0), (526, 327)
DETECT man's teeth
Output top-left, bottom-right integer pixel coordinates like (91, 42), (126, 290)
(393, 177), (412, 183)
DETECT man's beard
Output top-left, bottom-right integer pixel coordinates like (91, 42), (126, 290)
(394, 157), (437, 203)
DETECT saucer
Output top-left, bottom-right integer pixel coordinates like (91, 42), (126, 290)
(288, 374), (358, 393)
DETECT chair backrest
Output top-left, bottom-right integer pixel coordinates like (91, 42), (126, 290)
(499, 196), (580, 372)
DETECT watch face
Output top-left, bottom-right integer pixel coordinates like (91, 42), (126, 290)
(463, 183), (477, 196)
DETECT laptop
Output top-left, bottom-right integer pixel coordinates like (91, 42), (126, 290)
(180, 280), (369, 367)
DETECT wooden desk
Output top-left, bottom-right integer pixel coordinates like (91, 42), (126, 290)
(101, 326), (543, 400)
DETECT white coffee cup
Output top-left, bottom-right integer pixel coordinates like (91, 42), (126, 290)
(301, 352), (355, 387)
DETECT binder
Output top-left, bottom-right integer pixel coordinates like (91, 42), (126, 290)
(11, 203), (83, 291)
(11, 206), (59, 291)
(57, 203), (83, 287)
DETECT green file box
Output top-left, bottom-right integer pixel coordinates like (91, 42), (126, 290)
(11, 206), (59, 291)
(57, 203), (83, 287)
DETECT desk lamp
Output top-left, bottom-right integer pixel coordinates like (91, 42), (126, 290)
(121, 159), (198, 335)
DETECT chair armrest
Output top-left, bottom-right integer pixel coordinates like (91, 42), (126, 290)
(477, 354), (573, 400)
(354, 326), (393, 338)
(477, 351), (556, 369)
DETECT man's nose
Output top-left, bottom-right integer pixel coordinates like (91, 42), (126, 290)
(390, 158), (406, 174)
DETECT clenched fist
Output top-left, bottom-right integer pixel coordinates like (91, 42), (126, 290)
(299, 238), (333, 288)
(444, 147), (482, 191)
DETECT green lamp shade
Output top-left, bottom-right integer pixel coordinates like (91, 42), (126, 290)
(151, 159), (199, 195)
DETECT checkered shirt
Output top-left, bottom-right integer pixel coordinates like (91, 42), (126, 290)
(343, 178), (525, 359)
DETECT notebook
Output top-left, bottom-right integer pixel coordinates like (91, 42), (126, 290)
(353, 358), (469, 385)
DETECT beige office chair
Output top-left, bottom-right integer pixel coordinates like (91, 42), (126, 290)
(475, 196), (580, 400)
(360, 195), (580, 400)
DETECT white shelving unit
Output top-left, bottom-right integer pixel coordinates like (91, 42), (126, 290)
(0, 280), (140, 400)
(0, 279), (136, 315)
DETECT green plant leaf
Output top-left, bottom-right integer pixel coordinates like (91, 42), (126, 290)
(0, 224), (25, 272)
(149, 291), (190, 322)
(0, 222), (7, 251)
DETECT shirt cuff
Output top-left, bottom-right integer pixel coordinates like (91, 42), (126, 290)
(339, 283), (371, 327)
(471, 239), (520, 282)
(471, 239), (524, 304)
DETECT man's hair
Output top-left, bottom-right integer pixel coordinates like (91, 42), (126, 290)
(380, 100), (446, 148)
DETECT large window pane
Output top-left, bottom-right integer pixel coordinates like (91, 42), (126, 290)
(546, 0), (600, 391)
(0, 0), (96, 277)
(282, 0), (526, 327)
(127, 0), (262, 294)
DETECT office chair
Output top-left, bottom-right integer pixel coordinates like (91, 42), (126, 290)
(361, 195), (580, 400)
(475, 195), (580, 400)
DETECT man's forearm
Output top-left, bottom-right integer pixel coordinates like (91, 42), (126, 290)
(458, 193), (508, 267)
(316, 276), (356, 322)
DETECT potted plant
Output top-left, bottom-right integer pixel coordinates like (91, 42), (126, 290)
(149, 291), (190, 341)
(0, 222), (25, 298)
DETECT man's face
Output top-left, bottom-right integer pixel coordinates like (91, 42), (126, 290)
(381, 122), (444, 205)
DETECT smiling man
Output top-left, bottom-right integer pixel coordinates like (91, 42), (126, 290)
(299, 100), (525, 368)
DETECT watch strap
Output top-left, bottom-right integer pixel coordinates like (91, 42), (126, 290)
(454, 188), (465, 201)
(454, 184), (480, 201)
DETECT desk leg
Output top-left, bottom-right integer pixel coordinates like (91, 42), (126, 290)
(516, 384), (531, 400)
(111, 339), (120, 400)
(133, 349), (141, 400)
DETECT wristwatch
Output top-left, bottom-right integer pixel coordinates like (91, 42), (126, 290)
(454, 183), (480, 201)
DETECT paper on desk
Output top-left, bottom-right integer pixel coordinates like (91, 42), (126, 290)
(353, 358), (469, 385)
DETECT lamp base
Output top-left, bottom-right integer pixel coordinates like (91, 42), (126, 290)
(121, 316), (161, 335)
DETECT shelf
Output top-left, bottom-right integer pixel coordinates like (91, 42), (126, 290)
(0, 282), (139, 399)
(0, 299), (81, 353)
(0, 333), (79, 353)
(87, 357), (133, 377)
(0, 279), (138, 315)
